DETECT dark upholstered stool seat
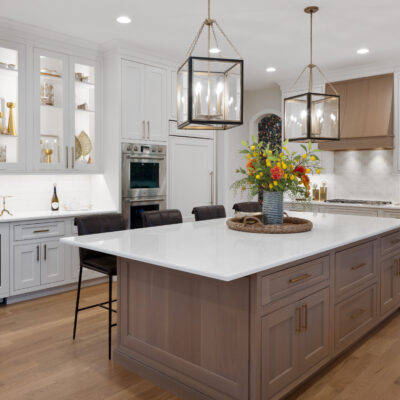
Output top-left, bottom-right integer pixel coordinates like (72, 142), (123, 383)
(192, 205), (226, 221)
(84, 255), (117, 276)
(232, 201), (262, 213)
(141, 209), (182, 228)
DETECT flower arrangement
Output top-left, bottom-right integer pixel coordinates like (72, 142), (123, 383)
(232, 137), (322, 201)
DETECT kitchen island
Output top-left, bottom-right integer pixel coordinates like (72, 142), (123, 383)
(61, 212), (400, 400)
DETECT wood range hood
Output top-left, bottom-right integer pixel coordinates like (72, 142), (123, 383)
(319, 73), (394, 151)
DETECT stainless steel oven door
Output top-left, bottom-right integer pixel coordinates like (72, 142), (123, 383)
(122, 154), (166, 199)
(122, 197), (166, 229)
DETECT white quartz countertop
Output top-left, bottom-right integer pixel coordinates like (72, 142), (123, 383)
(61, 212), (400, 282)
(0, 209), (118, 223)
(285, 200), (400, 210)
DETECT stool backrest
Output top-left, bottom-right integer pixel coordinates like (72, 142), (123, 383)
(191, 205), (226, 221)
(141, 209), (183, 228)
(232, 201), (262, 213)
(74, 213), (126, 263)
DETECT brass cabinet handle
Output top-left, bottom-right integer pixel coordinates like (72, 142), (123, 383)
(66, 146), (69, 169)
(36, 245), (39, 262)
(350, 308), (365, 320)
(44, 244), (47, 261)
(390, 238), (400, 245)
(33, 229), (50, 233)
(302, 304), (308, 331)
(72, 146), (75, 169)
(142, 120), (145, 139)
(147, 120), (150, 139)
(289, 273), (312, 284)
(296, 306), (302, 333)
(351, 262), (367, 271)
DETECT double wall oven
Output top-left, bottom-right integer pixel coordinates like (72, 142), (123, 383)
(121, 143), (166, 229)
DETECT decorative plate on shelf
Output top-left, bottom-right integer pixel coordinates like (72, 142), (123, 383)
(74, 136), (82, 160)
(77, 130), (92, 157)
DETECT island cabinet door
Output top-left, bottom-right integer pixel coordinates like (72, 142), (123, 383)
(40, 241), (65, 285)
(299, 288), (330, 372)
(380, 255), (400, 315)
(261, 302), (301, 399)
(14, 244), (41, 290)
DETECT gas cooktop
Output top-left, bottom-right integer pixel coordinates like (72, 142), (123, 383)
(325, 199), (392, 206)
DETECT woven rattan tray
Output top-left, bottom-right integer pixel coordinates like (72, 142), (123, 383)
(226, 214), (313, 234)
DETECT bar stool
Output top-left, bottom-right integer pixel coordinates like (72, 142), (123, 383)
(232, 201), (262, 213)
(73, 213), (126, 360)
(141, 209), (183, 227)
(192, 205), (226, 221)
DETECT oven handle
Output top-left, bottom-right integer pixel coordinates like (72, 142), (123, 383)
(124, 155), (165, 161)
(124, 198), (166, 204)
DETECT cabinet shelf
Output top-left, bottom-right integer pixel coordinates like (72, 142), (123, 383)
(0, 134), (18, 138)
(0, 65), (18, 74)
(75, 107), (95, 113)
(75, 80), (94, 87)
(41, 104), (62, 110)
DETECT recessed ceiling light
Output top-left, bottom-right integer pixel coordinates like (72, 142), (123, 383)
(357, 48), (370, 55)
(116, 16), (131, 24)
(209, 47), (221, 54)
(266, 67), (276, 72)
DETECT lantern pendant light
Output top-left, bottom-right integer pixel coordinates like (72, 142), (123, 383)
(284, 6), (340, 142)
(177, 0), (244, 130)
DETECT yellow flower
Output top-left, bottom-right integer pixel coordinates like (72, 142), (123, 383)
(247, 154), (251, 159)
(311, 155), (316, 161)
(276, 162), (281, 168)
(302, 154), (307, 159)
(289, 164), (294, 170)
(241, 186), (246, 191)
(260, 172), (263, 177)
(282, 162), (287, 170)
(269, 183), (273, 189)
(253, 152), (257, 157)
(256, 174), (260, 180)
(250, 145), (255, 151)
(279, 153), (283, 158)
(284, 173), (288, 179)
(283, 146), (287, 151)
(316, 169), (321, 174)
(306, 168), (311, 173)
(273, 180), (278, 186)
(268, 150), (272, 155)
(263, 153), (267, 157)
(290, 175), (295, 181)
(266, 160), (271, 167)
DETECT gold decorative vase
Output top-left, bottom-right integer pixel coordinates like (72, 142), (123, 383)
(6, 102), (16, 136)
(44, 148), (53, 164)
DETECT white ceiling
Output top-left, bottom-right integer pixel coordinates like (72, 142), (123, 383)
(1, 0), (400, 90)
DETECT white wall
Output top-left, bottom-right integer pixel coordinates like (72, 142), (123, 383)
(0, 174), (114, 213)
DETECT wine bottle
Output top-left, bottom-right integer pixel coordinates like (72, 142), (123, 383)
(51, 183), (59, 211)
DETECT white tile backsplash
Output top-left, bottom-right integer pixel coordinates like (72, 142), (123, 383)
(0, 174), (111, 213)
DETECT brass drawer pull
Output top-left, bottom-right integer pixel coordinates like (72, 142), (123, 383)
(289, 273), (312, 284)
(390, 238), (400, 245)
(296, 306), (302, 333)
(302, 304), (308, 331)
(350, 309), (365, 320)
(33, 229), (50, 233)
(351, 262), (366, 271)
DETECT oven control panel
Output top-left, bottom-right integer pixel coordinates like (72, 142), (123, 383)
(122, 143), (166, 155)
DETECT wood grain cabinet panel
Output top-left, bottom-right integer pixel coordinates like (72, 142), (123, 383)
(335, 284), (377, 353)
(261, 256), (329, 306)
(262, 288), (330, 400)
(335, 241), (376, 298)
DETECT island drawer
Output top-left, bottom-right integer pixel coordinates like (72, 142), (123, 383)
(14, 221), (65, 241)
(381, 230), (400, 257)
(335, 241), (376, 298)
(334, 284), (377, 353)
(261, 256), (330, 306)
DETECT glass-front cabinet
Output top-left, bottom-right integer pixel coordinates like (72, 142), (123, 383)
(72, 60), (97, 170)
(34, 49), (99, 172)
(0, 40), (25, 170)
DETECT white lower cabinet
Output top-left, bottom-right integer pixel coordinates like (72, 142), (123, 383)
(41, 241), (64, 284)
(262, 288), (330, 399)
(14, 243), (41, 290)
(0, 224), (10, 298)
(168, 136), (215, 220)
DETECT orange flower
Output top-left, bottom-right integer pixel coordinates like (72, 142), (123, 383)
(271, 166), (284, 180)
(301, 174), (310, 188)
(246, 158), (255, 172)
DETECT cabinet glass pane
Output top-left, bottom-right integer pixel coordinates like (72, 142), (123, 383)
(0, 46), (18, 165)
(74, 63), (95, 166)
(39, 55), (64, 165)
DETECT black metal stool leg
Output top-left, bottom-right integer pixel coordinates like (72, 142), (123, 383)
(108, 274), (112, 360)
(73, 266), (83, 340)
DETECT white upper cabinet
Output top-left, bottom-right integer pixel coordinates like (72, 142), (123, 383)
(0, 40), (25, 171)
(122, 59), (167, 142)
(170, 69), (177, 120)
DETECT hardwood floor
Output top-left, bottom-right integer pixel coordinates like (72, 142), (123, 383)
(2, 284), (400, 400)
